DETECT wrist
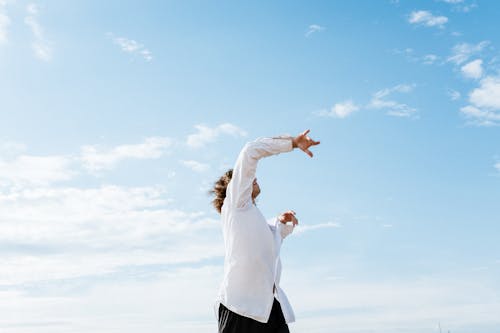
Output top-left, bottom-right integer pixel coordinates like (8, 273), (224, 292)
(292, 137), (298, 148)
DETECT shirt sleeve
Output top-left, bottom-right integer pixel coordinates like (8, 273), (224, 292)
(225, 136), (293, 210)
(268, 216), (295, 241)
(277, 220), (295, 240)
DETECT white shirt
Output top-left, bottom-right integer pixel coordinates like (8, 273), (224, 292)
(214, 136), (296, 324)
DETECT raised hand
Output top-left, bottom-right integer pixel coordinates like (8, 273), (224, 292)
(278, 210), (299, 226)
(292, 129), (320, 158)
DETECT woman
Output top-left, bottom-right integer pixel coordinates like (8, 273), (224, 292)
(211, 129), (320, 333)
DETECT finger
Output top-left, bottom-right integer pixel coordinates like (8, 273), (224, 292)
(301, 129), (310, 137)
(305, 148), (313, 157)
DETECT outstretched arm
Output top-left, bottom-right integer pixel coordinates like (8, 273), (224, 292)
(225, 129), (320, 210)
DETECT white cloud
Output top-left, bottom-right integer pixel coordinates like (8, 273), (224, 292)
(459, 76), (500, 125)
(447, 41), (489, 65)
(24, 3), (52, 61)
(293, 221), (341, 234)
(0, 265), (223, 333)
(469, 76), (500, 109)
(108, 33), (153, 62)
(461, 59), (483, 79)
(460, 76), (500, 126)
(181, 160), (210, 173)
(495, 162), (500, 172)
(305, 24), (325, 37)
(447, 89), (461, 101)
(457, 3), (477, 13)
(422, 54), (439, 65)
(81, 137), (172, 171)
(315, 101), (360, 118)
(186, 123), (247, 148)
(0, 1), (10, 44)
(0, 183), (221, 285)
(0, 155), (74, 186)
(408, 10), (448, 28)
(443, 0), (478, 13)
(368, 84), (417, 117)
(460, 105), (500, 126)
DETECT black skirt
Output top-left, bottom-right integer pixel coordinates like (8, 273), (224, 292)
(218, 298), (290, 333)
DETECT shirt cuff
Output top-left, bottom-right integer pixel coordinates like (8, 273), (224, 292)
(271, 135), (294, 153)
(276, 218), (295, 239)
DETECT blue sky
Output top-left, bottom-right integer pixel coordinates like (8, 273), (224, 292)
(1, 0), (500, 332)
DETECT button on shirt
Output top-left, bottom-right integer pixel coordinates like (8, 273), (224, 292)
(214, 136), (296, 324)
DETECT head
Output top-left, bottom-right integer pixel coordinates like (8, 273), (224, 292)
(210, 169), (261, 214)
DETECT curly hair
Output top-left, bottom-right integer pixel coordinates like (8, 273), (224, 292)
(210, 169), (233, 214)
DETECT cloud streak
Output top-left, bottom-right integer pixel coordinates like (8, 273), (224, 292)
(408, 10), (448, 28)
(24, 3), (52, 61)
(305, 24), (325, 37)
(108, 33), (153, 62)
(181, 160), (210, 173)
(315, 101), (360, 119)
(186, 123), (247, 148)
(0, 1), (10, 44)
(0, 155), (74, 186)
(80, 137), (172, 172)
(447, 41), (489, 65)
(368, 84), (417, 117)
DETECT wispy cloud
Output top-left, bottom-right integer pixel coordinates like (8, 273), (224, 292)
(315, 85), (417, 119)
(0, 1), (10, 44)
(305, 24), (325, 37)
(447, 41), (489, 65)
(107, 33), (153, 62)
(368, 84), (417, 117)
(294, 222), (341, 234)
(447, 88), (461, 101)
(0, 155), (74, 187)
(186, 123), (247, 148)
(442, 0), (478, 13)
(392, 48), (441, 66)
(181, 160), (210, 173)
(315, 101), (360, 119)
(81, 137), (172, 172)
(408, 10), (448, 28)
(24, 3), (52, 61)
(422, 54), (439, 65)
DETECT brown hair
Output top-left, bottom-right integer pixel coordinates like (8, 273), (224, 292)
(210, 169), (233, 214)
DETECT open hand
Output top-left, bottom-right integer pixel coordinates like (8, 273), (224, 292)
(278, 210), (299, 226)
(292, 129), (320, 157)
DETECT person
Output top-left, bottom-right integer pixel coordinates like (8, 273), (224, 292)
(210, 129), (320, 333)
